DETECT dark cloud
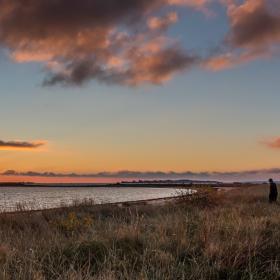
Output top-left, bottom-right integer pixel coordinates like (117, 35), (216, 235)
(0, 140), (45, 149)
(0, 0), (199, 86)
(43, 47), (198, 86)
(2, 0), (278, 83)
(0, 0), (160, 40)
(227, 0), (280, 49)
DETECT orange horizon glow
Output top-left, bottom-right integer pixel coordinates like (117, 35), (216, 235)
(0, 175), (122, 184)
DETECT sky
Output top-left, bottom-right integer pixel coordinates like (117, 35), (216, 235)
(1, 0), (280, 183)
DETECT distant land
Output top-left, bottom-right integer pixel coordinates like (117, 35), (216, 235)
(0, 179), (266, 188)
(0, 179), (222, 188)
(120, 179), (221, 185)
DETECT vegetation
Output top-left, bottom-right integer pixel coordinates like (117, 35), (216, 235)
(0, 185), (279, 279)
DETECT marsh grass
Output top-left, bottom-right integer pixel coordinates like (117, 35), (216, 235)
(0, 185), (279, 279)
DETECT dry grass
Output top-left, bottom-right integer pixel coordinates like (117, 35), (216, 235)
(0, 185), (279, 280)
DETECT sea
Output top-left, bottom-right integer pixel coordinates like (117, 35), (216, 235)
(0, 186), (194, 212)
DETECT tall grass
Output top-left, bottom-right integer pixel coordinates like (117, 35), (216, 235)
(0, 185), (279, 279)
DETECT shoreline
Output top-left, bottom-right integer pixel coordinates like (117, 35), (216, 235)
(0, 185), (243, 215)
(0, 192), (197, 216)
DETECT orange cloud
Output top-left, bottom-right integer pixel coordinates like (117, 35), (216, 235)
(125, 47), (197, 85)
(204, 49), (270, 71)
(168, 0), (211, 12)
(5, 0), (279, 84)
(0, 140), (46, 150)
(205, 0), (280, 72)
(262, 137), (280, 149)
(0, 0), (202, 87)
(148, 12), (178, 30)
(226, 0), (280, 49)
(204, 53), (234, 71)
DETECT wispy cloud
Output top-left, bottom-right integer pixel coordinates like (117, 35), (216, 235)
(206, 0), (280, 71)
(0, 140), (45, 150)
(262, 137), (280, 149)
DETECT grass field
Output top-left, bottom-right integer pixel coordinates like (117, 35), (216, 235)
(0, 185), (279, 279)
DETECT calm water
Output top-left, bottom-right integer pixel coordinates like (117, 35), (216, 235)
(0, 186), (194, 212)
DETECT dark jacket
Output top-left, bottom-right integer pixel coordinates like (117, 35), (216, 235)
(270, 182), (278, 196)
(269, 182), (278, 202)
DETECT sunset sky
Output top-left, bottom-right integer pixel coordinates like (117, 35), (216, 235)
(1, 0), (280, 182)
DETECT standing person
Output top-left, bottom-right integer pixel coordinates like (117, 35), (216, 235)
(268, 178), (278, 203)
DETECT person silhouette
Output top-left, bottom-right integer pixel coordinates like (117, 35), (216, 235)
(268, 178), (278, 203)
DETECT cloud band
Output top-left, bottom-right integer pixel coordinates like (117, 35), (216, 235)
(2, 168), (280, 182)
